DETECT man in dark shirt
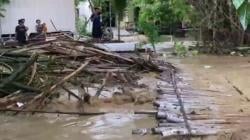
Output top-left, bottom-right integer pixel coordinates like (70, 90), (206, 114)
(91, 8), (102, 42)
(15, 19), (28, 45)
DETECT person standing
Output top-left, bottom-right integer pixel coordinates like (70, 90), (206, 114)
(35, 19), (44, 34)
(91, 8), (102, 42)
(15, 19), (28, 45)
(32, 19), (47, 41)
(42, 23), (48, 33)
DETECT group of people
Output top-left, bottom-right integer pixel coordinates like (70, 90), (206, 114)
(15, 19), (47, 45)
(15, 8), (103, 45)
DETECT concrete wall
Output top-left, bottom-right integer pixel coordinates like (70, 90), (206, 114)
(1, 0), (76, 34)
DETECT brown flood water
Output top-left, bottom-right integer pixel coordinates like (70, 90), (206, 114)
(176, 55), (250, 100)
(171, 55), (250, 139)
(0, 113), (158, 140)
(0, 55), (250, 140)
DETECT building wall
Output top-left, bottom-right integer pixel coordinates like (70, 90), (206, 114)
(1, 0), (76, 34)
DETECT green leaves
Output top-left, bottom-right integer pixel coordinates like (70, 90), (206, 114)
(0, 0), (9, 17)
(111, 0), (127, 19)
(232, 0), (245, 9)
(134, 0), (193, 51)
(238, 2), (248, 30)
(232, 0), (250, 30)
(139, 18), (159, 43)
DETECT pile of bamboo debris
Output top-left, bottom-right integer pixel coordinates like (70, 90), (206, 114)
(0, 36), (165, 112)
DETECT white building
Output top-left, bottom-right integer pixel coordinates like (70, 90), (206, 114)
(0, 0), (76, 36)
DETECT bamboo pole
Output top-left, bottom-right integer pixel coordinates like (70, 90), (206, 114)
(0, 53), (39, 89)
(28, 59), (92, 109)
(0, 109), (158, 116)
(0, 109), (105, 116)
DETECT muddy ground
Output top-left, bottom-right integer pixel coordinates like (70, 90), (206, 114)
(0, 54), (250, 140)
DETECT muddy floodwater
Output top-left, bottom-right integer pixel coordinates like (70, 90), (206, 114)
(0, 113), (158, 140)
(170, 55), (250, 140)
(176, 55), (250, 100)
(0, 55), (250, 140)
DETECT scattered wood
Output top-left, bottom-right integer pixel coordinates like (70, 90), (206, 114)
(156, 111), (184, 123)
(27, 62), (37, 85)
(61, 86), (82, 102)
(0, 108), (105, 116)
(0, 37), (164, 113)
(134, 110), (157, 115)
(0, 108), (158, 116)
(0, 53), (39, 90)
(95, 72), (110, 97)
(160, 128), (217, 138)
(226, 78), (245, 95)
(30, 59), (92, 109)
(11, 44), (51, 53)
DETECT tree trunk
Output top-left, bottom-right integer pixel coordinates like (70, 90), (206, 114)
(0, 18), (3, 45)
(212, 0), (217, 47)
(118, 17), (121, 41)
(241, 30), (245, 45)
(152, 43), (156, 53)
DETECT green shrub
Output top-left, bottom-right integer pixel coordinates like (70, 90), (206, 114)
(174, 42), (188, 57)
(139, 20), (159, 52)
(76, 17), (88, 36)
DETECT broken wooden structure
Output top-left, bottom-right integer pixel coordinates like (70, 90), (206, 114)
(0, 34), (163, 112)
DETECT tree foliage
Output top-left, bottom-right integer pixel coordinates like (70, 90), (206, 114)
(0, 0), (9, 17)
(233, 0), (250, 30)
(187, 0), (250, 52)
(111, 0), (127, 20)
(111, 0), (127, 41)
(133, 0), (193, 52)
(134, 0), (193, 26)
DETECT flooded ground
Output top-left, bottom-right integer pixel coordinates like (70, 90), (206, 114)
(176, 55), (250, 96)
(0, 55), (250, 140)
(0, 70), (159, 140)
(0, 113), (158, 140)
(169, 55), (250, 139)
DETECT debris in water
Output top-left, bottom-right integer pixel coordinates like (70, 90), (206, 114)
(16, 102), (24, 108)
(204, 65), (212, 69)
(0, 34), (166, 112)
(132, 128), (152, 135)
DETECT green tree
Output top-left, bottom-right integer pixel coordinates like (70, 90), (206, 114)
(111, 0), (127, 41)
(233, 0), (250, 30)
(0, 0), (9, 17)
(134, 0), (193, 52)
(188, 0), (249, 51)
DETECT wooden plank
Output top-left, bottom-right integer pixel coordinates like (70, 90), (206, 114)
(0, 109), (105, 116)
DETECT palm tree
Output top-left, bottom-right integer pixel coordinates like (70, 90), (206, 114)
(111, 0), (127, 41)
